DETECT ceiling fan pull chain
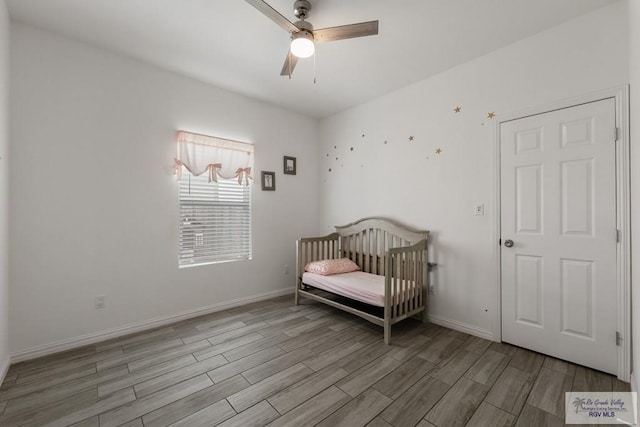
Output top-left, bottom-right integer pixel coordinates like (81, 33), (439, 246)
(313, 50), (317, 84)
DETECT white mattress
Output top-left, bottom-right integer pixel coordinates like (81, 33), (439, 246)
(302, 271), (418, 307)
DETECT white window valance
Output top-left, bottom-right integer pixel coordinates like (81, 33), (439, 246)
(174, 131), (254, 185)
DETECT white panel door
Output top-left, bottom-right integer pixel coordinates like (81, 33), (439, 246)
(501, 98), (617, 374)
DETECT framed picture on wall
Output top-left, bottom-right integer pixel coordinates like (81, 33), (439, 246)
(283, 156), (297, 175)
(261, 171), (276, 191)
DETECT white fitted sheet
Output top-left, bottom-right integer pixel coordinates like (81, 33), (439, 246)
(302, 271), (418, 307)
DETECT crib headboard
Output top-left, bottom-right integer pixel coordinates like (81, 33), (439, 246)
(335, 217), (428, 275)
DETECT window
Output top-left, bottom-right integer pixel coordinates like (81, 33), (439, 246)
(174, 131), (254, 268)
(178, 170), (252, 267)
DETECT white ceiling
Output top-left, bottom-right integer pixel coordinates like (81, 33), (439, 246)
(6, 0), (617, 118)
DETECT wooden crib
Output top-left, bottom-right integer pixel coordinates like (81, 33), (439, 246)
(296, 217), (429, 344)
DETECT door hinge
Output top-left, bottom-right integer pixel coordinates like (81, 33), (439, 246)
(616, 331), (622, 346)
(498, 238), (502, 246)
(615, 127), (620, 142)
(616, 229), (621, 243)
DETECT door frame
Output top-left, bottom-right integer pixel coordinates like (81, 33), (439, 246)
(491, 85), (631, 381)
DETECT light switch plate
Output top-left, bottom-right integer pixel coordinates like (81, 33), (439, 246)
(95, 295), (105, 309)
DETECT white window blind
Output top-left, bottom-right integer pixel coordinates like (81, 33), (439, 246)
(178, 169), (252, 267)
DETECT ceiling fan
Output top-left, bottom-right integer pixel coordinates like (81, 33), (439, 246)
(245, 0), (379, 77)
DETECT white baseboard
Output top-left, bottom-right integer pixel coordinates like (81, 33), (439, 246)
(11, 287), (293, 363)
(429, 314), (494, 341)
(0, 352), (10, 383)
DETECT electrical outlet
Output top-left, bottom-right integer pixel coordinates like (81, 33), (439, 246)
(474, 203), (484, 216)
(283, 265), (289, 275)
(95, 295), (105, 309)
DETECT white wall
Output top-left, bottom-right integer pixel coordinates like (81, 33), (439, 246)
(628, 0), (640, 391)
(319, 2), (628, 338)
(9, 23), (320, 356)
(0, 0), (10, 375)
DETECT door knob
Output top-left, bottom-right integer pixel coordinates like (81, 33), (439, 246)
(504, 239), (514, 248)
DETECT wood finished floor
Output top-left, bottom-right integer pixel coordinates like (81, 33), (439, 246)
(0, 295), (629, 427)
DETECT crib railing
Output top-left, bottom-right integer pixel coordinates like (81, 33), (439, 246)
(385, 240), (427, 325)
(295, 233), (339, 304)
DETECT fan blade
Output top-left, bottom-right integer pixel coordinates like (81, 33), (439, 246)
(245, 0), (300, 33)
(314, 20), (379, 43)
(280, 51), (299, 77)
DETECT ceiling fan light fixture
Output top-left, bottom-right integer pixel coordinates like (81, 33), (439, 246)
(245, 0), (379, 77)
(290, 30), (315, 58)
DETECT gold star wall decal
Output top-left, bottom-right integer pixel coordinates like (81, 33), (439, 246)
(454, 106), (461, 113)
(408, 136), (414, 141)
(436, 148), (443, 154)
(487, 112), (496, 119)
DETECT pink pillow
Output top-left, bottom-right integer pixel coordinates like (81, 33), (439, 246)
(305, 258), (360, 276)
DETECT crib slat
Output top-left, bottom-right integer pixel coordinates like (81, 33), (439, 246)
(418, 251), (421, 310)
(412, 250), (417, 312)
(360, 230), (369, 273)
(398, 253), (402, 317)
(358, 233), (361, 264)
(372, 229), (378, 275)
(351, 234), (356, 263)
(374, 229), (378, 273)
(380, 232), (386, 276)
(412, 251), (422, 310)
(364, 229), (370, 273)
(413, 250), (418, 311)
(417, 250), (421, 309)
(368, 229), (373, 273)
(393, 238), (398, 317)
(344, 236), (347, 258)
(342, 236), (347, 258)
(358, 232), (362, 269)
(357, 232), (362, 268)
(410, 252), (414, 311)
(404, 252), (408, 314)
(350, 235), (354, 260)
(419, 249), (424, 308)
(392, 254), (396, 318)
(398, 253), (403, 316)
(401, 253), (406, 316)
